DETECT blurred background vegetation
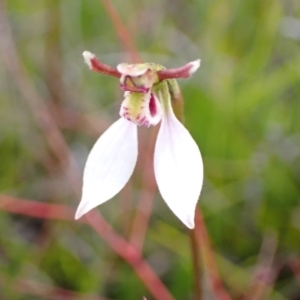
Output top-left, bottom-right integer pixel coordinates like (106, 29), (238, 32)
(0, 0), (300, 299)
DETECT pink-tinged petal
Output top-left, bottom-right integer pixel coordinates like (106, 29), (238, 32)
(154, 112), (203, 229)
(75, 118), (138, 219)
(82, 51), (121, 78)
(157, 59), (201, 81)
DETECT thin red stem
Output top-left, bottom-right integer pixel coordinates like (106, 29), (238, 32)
(195, 209), (232, 300)
(0, 195), (76, 221)
(87, 212), (174, 300)
(242, 233), (278, 300)
(189, 229), (202, 300)
(99, 0), (141, 63)
(129, 127), (158, 251)
(0, 195), (174, 300)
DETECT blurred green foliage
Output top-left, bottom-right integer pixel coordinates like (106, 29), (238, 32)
(1, 0), (300, 299)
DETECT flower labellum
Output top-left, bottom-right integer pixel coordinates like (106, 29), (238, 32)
(75, 51), (203, 229)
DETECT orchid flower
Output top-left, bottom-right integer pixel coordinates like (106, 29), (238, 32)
(75, 51), (203, 229)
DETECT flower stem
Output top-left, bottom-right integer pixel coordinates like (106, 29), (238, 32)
(195, 209), (232, 300)
(189, 229), (202, 300)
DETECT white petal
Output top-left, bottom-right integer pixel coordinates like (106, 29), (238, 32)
(75, 118), (138, 219)
(154, 112), (203, 229)
(82, 51), (95, 69)
(117, 63), (148, 76)
(188, 59), (201, 76)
